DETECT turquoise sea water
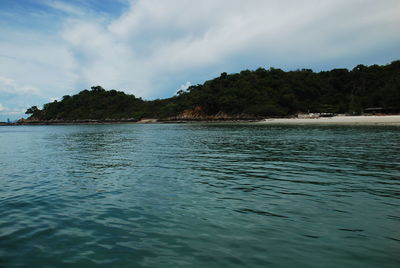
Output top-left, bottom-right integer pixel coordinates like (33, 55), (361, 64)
(0, 124), (399, 267)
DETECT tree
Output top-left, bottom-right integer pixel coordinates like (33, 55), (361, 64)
(91, 86), (106, 92)
(25, 106), (39, 114)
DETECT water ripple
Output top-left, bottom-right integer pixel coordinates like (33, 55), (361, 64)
(1, 124), (399, 267)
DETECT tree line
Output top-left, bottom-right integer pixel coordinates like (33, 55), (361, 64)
(26, 60), (400, 120)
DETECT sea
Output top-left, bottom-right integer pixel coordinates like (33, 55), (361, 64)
(0, 124), (399, 267)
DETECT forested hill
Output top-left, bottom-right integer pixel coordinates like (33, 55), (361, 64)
(26, 60), (400, 121)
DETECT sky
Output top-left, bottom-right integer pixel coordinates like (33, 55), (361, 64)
(0, 0), (399, 121)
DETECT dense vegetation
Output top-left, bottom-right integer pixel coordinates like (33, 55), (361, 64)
(26, 61), (400, 120)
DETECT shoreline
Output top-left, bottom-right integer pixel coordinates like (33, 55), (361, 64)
(0, 119), (259, 126)
(2, 115), (400, 126)
(259, 115), (400, 125)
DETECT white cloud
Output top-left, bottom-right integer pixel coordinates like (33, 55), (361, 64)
(177, 81), (191, 93)
(59, 0), (400, 98)
(0, 76), (39, 95)
(0, 103), (7, 112)
(1, 0), (400, 115)
(43, 0), (85, 16)
(0, 27), (78, 98)
(0, 103), (26, 115)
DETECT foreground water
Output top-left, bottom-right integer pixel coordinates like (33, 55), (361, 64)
(0, 124), (399, 267)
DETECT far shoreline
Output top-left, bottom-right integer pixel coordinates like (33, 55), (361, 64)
(2, 115), (400, 126)
(258, 115), (400, 125)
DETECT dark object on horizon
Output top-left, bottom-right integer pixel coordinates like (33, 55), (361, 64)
(25, 60), (400, 121)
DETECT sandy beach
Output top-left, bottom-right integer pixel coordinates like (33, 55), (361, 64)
(260, 115), (400, 125)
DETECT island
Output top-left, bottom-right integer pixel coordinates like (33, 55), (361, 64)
(16, 60), (400, 125)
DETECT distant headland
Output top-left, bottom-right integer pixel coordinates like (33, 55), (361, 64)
(3, 60), (400, 125)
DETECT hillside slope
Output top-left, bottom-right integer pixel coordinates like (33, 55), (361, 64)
(26, 60), (400, 121)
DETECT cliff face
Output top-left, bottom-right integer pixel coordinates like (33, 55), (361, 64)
(176, 106), (207, 119)
(168, 106), (259, 121)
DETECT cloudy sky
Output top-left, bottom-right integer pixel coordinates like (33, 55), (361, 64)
(0, 0), (399, 121)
